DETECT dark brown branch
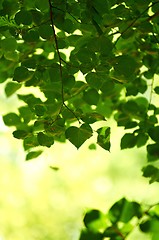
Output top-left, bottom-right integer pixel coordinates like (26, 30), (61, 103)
(48, 0), (81, 123)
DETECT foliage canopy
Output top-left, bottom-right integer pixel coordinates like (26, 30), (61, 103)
(1, 0), (159, 238)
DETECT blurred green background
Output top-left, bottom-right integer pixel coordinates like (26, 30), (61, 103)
(0, 83), (159, 240)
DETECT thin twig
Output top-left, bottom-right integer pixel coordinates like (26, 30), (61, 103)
(114, 1), (159, 45)
(48, 0), (81, 123)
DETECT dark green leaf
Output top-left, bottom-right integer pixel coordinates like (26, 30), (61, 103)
(140, 220), (151, 232)
(37, 132), (54, 148)
(65, 124), (93, 149)
(99, 36), (113, 56)
(26, 150), (43, 160)
(1, 37), (17, 52)
(19, 106), (34, 124)
(38, 24), (53, 39)
(3, 113), (21, 126)
(15, 10), (32, 25)
(154, 86), (159, 95)
(83, 89), (100, 105)
(79, 230), (103, 240)
(148, 126), (159, 142)
(82, 112), (106, 124)
(136, 133), (148, 148)
(103, 226), (119, 238)
(23, 30), (39, 42)
(109, 198), (142, 224)
(5, 82), (21, 97)
(147, 143), (159, 162)
(114, 55), (138, 79)
(86, 72), (103, 90)
(35, 0), (49, 11)
(84, 209), (101, 228)
(13, 67), (34, 82)
(142, 165), (159, 183)
(120, 133), (137, 149)
(23, 135), (39, 150)
(33, 104), (46, 116)
(13, 130), (28, 139)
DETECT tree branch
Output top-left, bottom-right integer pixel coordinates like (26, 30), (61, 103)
(48, 0), (81, 123)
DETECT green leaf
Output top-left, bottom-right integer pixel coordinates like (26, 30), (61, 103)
(4, 51), (19, 62)
(84, 209), (101, 228)
(103, 226), (119, 238)
(13, 67), (34, 82)
(142, 165), (159, 183)
(5, 82), (21, 97)
(65, 124), (93, 149)
(79, 230), (103, 240)
(109, 198), (142, 224)
(120, 133), (137, 149)
(3, 113), (21, 126)
(114, 55), (138, 79)
(38, 24), (53, 39)
(81, 112), (106, 124)
(19, 106), (34, 124)
(89, 143), (96, 150)
(154, 86), (159, 95)
(35, 0), (49, 11)
(136, 133), (148, 148)
(140, 220), (151, 232)
(1, 37), (17, 52)
(23, 30), (39, 42)
(148, 126), (159, 142)
(97, 126), (111, 151)
(15, 10), (32, 25)
(99, 36), (113, 56)
(30, 9), (43, 25)
(86, 72), (103, 90)
(33, 104), (46, 116)
(26, 151), (43, 160)
(13, 130), (28, 139)
(147, 143), (159, 162)
(23, 135), (39, 150)
(83, 89), (100, 105)
(37, 132), (54, 148)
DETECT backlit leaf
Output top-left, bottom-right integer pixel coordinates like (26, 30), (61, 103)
(13, 130), (28, 139)
(5, 82), (21, 97)
(26, 150), (43, 160)
(65, 124), (93, 149)
(37, 132), (54, 148)
(97, 126), (110, 151)
(3, 113), (21, 126)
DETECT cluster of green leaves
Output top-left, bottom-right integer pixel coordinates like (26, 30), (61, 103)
(80, 198), (159, 240)
(1, 0), (159, 175)
(1, 0), (159, 238)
